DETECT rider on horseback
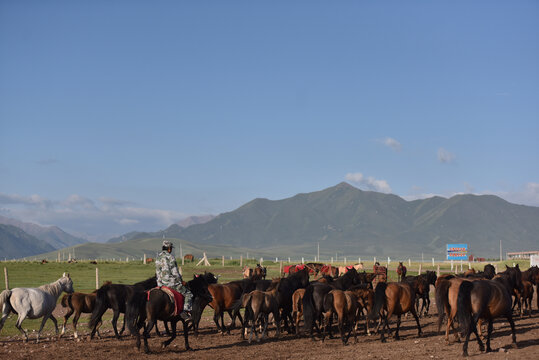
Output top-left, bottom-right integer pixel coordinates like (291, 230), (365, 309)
(156, 240), (193, 320)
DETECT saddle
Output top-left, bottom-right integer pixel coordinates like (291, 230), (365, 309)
(147, 286), (185, 316)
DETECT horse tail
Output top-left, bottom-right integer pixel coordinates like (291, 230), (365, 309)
(60, 294), (72, 309)
(323, 291), (334, 313)
(88, 286), (109, 329)
(126, 290), (147, 336)
(302, 285), (316, 334)
(0, 289), (12, 311)
(456, 281), (473, 336)
(435, 279), (451, 332)
(369, 282), (387, 320)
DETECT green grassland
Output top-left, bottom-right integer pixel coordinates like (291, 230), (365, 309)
(0, 258), (531, 339)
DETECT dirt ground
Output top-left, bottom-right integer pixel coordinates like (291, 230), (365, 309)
(1, 304), (538, 360)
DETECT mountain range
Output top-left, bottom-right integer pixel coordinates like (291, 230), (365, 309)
(5, 183), (539, 260)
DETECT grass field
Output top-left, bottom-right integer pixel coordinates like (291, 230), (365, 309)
(0, 258), (531, 338)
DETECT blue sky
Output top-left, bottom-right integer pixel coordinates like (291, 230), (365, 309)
(1, 1), (538, 241)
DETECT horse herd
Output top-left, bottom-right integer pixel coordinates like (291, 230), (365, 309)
(0, 263), (538, 357)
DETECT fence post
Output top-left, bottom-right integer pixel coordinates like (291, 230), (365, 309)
(344, 257), (347, 265)
(260, 257), (263, 266)
(408, 258), (411, 267)
(418, 263), (422, 275)
(460, 260), (463, 272)
(143, 254), (147, 264)
(279, 261), (283, 275)
(432, 258), (435, 267)
(4, 267), (8, 290)
(494, 264), (498, 274)
(240, 255), (243, 267)
(301, 257), (304, 264)
(437, 264), (440, 277)
(222, 255), (225, 267)
(358, 257), (361, 264)
(288, 257), (290, 263)
(451, 260), (453, 271)
(374, 257), (376, 264)
(468, 262), (471, 269)
(331, 257), (333, 264)
(95, 268), (99, 290)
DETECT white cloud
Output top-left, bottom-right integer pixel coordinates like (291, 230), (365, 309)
(381, 137), (402, 152)
(0, 192), (189, 241)
(438, 148), (455, 163)
(345, 172), (392, 193)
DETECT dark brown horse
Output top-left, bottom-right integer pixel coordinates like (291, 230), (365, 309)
(369, 282), (422, 342)
(396, 262), (407, 282)
(60, 281), (112, 339)
(183, 254), (194, 262)
(126, 273), (214, 354)
(292, 288), (306, 335)
(456, 266), (520, 356)
(88, 276), (157, 339)
(349, 285), (374, 336)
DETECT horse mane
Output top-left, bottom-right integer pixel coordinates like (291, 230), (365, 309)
(134, 276), (157, 288)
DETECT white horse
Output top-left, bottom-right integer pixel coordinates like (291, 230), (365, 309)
(0, 273), (74, 343)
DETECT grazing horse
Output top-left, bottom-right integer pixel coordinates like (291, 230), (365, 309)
(127, 274), (214, 354)
(369, 282), (422, 342)
(396, 262), (407, 282)
(0, 273), (74, 343)
(60, 281), (111, 339)
(88, 276), (157, 339)
(456, 272), (519, 356)
(239, 284), (281, 344)
(184, 254), (194, 262)
(321, 289), (358, 345)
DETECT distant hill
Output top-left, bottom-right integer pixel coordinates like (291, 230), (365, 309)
(0, 224), (56, 259)
(0, 215), (87, 249)
(106, 215), (214, 243)
(176, 215), (215, 228)
(33, 183), (539, 260)
(174, 182), (539, 258)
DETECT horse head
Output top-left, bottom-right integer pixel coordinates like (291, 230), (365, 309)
(188, 276), (213, 304)
(61, 273), (75, 294)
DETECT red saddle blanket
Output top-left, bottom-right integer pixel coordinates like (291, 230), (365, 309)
(147, 286), (184, 316)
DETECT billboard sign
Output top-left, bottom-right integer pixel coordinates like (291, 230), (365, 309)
(447, 244), (468, 260)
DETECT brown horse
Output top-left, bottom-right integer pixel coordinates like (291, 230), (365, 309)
(321, 289), (358, 345)
(512, 280), (534, 317)
(292, 288), (306, 335)
(348, 286), (374, 336)
(435, 276), (472, 343)
(205, 279), (252, 334)
(396, 262), (407, 282)
(456, 276), (518, 356)
(183, 254), (194, 262)
(239, 284), (281, 343)
(60, 289), (101, 339)
(369, 282), (421, 342)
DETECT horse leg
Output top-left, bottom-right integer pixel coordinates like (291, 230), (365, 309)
(111, 310), (121, 339)
(36, 314), (51, 343)
(485, 319), (494, 352)
(471, 313), (484, 353)
(162, 320), (176, 349)
(61, 307), (74, 337)
(49, 314), (59, 336)
(507, 313), (518, 348)
(261, 313), (269, 340)
(143, 317), (156, 354)
(410, 307), (422, 338)
(181, 319), (192, 351)
(394, 315), (401, 340)
(72, 311), (81, 339)
(119, 314), (126, 335)
(14, 311), (29, 342)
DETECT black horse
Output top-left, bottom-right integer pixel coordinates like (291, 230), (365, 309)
(126, 273), (214, 353)
(88, 276), (157, 339)
(272, 267), (310, 333)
